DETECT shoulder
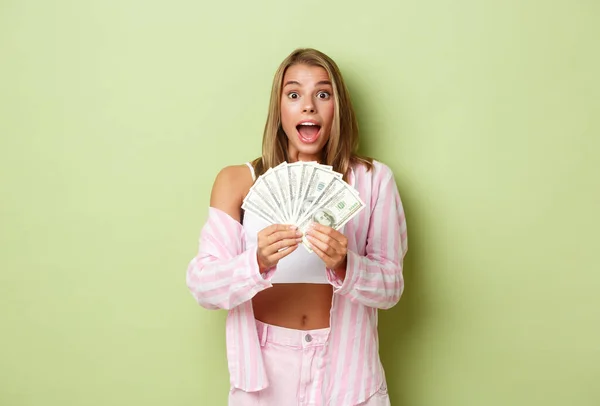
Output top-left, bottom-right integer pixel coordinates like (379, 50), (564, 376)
(350, 160), (399, 208)
(210, 164), (254, 222)
(214, 164), (254, 185)
(352, 159), (394, 181)
(371, 160), (393, 176)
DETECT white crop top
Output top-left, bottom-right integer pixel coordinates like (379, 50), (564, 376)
(242, 162), (329, 284)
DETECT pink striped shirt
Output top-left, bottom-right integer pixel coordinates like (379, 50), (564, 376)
(186, 160), (408, 405)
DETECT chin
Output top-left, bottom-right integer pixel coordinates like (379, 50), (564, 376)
(294, 143), (327, 157)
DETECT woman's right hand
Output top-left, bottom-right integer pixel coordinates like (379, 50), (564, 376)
(257, 224), (303, 272)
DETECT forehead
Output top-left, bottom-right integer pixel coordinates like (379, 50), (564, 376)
(283, 64), (331, 85)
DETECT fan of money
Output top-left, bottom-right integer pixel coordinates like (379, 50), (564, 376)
(242, 161), (365, 252)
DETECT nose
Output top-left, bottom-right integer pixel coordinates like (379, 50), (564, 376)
(302, 101), (316, 114)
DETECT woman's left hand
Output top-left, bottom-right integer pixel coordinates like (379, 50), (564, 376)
(305, 223), (348, 272)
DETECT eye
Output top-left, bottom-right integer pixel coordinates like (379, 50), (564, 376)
(288, 92), (299, 99)
(317, 91), (331, 100)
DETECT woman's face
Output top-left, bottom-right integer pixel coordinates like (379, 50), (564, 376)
(280, 64), (335, 162)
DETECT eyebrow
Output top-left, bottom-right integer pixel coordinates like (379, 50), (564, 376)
(283, 80), (332, 87)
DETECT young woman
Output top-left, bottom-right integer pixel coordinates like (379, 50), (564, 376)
(187, 48), (408, 406)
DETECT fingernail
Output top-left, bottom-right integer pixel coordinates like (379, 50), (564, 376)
(296, 231), (303, 237)
(289, 225), (298, 230)
(296, 238), (303, 242)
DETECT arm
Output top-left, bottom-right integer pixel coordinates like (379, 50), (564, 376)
(309, 166), (408, 309)
(186, 166), (301, 310)
(186, 166), (272, 310)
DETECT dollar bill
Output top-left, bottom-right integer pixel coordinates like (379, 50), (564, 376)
(272, 163), (291, 222)
(242, 198), (278, 225)
(287, 162), (302, 224)
(295, 166), (343, 222)
(261, 165), (289, 223)
(244, 177), (286, 223)
(292, 162), (313, 223)
(242, 161), (364, 254)
(297, 182), (365, 252)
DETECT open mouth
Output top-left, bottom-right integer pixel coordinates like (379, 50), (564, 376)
(296, 122), (321, 144)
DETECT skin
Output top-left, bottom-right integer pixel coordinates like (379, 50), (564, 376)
(210, 64), (349, 330)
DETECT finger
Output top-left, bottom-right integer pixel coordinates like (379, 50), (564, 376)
(261, 224), (297, 237)
(309, 222), (339, 236)
(306, 228), (344, 253)
(267, 229), (303, 245)
(268, 244), (299, 262)
(309, 223), (347, 246)
(258, 226), (298, 248)
(307, 240), (332, 267)
(306, 234), (337, 257)
(266, 237), (303, 255)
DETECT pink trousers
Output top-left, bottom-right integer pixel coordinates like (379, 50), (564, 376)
(228, 320), (391, 406)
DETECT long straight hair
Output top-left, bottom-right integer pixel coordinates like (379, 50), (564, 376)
(252, 48), (372, 179)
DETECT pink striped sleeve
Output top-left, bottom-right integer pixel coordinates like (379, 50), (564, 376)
(327, 164), (408, 309)
(186, 207), (274, 310)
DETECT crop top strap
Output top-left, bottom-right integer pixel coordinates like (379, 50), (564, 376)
(245, 162), (256, 182)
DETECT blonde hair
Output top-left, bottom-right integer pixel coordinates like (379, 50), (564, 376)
(252, 48), (372, 179)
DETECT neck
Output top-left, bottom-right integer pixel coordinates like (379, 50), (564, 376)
(288, 149), (324, 164)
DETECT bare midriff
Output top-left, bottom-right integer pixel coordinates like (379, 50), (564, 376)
(252, 283), (334, 330)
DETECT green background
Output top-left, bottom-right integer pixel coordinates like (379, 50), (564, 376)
(1, 1), (598, 405)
